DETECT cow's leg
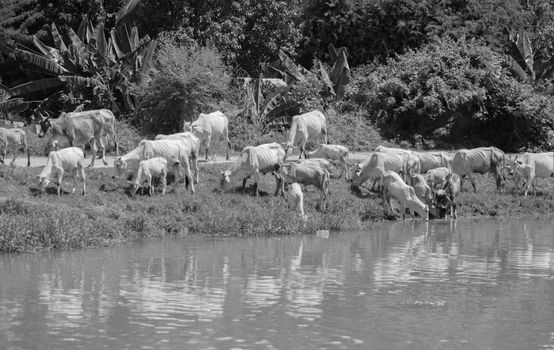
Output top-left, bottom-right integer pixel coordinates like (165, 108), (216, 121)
(191, 154), (199, 184)
(78, 163), (86, 195)
(274, 174), (282, 197)
(160, 171), (167, 196)
(70, 167), (78, 194)
(524, 173), (534, 197)
(205, 136), (211, 161)
(147, 174), (153, 196)
(96, 136), (108, 166)
(253, 171), (260, 196)
(183, 159), (195, 194)
(25, 144), (30, 167)
(87, 139), (98, 168)
(225, 135), (231, 160)
(467, 173), (477, 193)
(56, 168), (64, 196)
(1, 146), (6, 164)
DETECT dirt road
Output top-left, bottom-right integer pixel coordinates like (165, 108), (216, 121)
(11, 152), (372, 169)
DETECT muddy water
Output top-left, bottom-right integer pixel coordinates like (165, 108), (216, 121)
(1, 217), (553, 350)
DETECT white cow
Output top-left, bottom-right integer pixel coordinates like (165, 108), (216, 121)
(37, 147), (86, 196)
(113, 139), (196, 194)
(412, 151), (452, 173)
(276, 162), (330, 211)
(434, 173), (462, 219)
(374, 145), (418, 182)
(350, 152), (406, 192)
(411, 173), (433, 208)
(128, 157), (181, 196)
(154, 132), (200, 184)
(382, 170), (429, 221)
(424, 167), (451, 191)
(305, 144), (349, 179)
(508, 152), (554, 196)
(0, 127), (30, 166)
(219, 142), (285, 196)
(284, 110), (327, 160)
(451, 147), (506, 192)
(183, 111), (231, 161)
(38, 109), (118, 167)
(286, 182), (307, 220)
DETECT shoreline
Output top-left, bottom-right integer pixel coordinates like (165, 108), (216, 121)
(1, 160), (553, 254)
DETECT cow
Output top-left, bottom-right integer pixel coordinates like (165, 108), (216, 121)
(350, 152), (406, 193)
(154, 132), (200, 184)
(434, 173), (462, 219)
(382, 170), (429, 221)
(128, 157), (181, 197)
(451, 147), (505, 192)
(373, 145), (418, 183)
(38, 109), (118, 168)
(113, 139), (196, 194)
(284, 110), (327, 160)
(286, 182), (307, 221)
(411, 174), (433, 208)
(424, 167), (451, 191)
(507, 152), (554, 196)
(219, 142), (285, 196)
(305, 144), (349, 179)
(0, 127), (30, 167)
(37, 147), (86, 196)
(275, 161), (330, 211)
(412, 151), (452, 173)
(183, 111), (231, 161)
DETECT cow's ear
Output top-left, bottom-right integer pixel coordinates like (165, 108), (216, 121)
(219, 170), (224, 175)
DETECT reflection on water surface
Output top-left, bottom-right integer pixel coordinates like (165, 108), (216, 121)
(0, 217), (553, 349)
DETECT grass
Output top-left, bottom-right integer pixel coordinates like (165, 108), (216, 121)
(1, 160), (554, 253)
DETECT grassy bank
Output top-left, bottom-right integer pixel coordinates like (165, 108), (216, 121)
(1, 161), (554, 253)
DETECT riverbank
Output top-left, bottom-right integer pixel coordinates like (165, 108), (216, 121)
(1, 161), (553, 253)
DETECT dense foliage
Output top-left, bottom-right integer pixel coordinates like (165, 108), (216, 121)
(348, 39), (554, 151)
(1, 0), (554, 151)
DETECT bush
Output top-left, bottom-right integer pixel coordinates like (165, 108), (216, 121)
(348, 38), (554, 151)
(133, 31), (233, 136)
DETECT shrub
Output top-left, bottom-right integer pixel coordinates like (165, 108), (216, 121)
(133, 31), (233, 136)
(348, 38), (554, 151)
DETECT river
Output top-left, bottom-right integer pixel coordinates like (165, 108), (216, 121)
(1, 216), (553, 350)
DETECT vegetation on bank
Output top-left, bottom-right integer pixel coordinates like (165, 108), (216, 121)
(1, 160), (554, 253)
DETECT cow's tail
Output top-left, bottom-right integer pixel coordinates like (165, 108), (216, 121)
(323, 168), (330, 197)
(245, 146), (259, 170)
(141, 141), (153, 159)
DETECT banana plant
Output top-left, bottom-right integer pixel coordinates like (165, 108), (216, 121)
(506, 29), (554, 83)
(6, 12), (155, 117)
(251, 46), (351, 132)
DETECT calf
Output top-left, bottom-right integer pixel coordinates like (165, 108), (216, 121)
(0, 127), (30, 167)
(382, 170), (429, 221)
(434, 173), (461, 219)
(286, 182), (307, 221)
(411, 174), (433, 208)
(424, 167), (451, 191)
(37, 147), (86, 196)
(508, 152), (554, 196)
(276, 162), (330, 211)
(128, 157), (180, 196)
(305, 144), (349, 179)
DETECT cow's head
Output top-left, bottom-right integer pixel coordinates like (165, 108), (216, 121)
(37, 175), (50, 190)
(218, 169), (232, 191)
(113, 157), (128, 179)
(183, 121), (193, 133)
(434, 189), (452, 209)
(37, 115), (52, 138)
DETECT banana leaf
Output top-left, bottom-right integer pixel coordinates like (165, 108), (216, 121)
(278, 50), (304, 81)
(10, 78), (64, 96)
(32, 36), (55, 59)
(51, 23), (67, 53)
(59, 75), (103, 89)
(315, 59), (335, 97)
(110, 28), (126, 59)
(129, 26), (139, 52)
(138, 40), (156, 77)
(0, 82), (12, 97)
(508, 30), (535, 82)
(0, 98), (28, 113)
(329, 45), (350, 100)
(116, 0), (142, 25)
(96, 22), (108, 57)
(77, 15), (88, 41)
(16, 48), (69, 75)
